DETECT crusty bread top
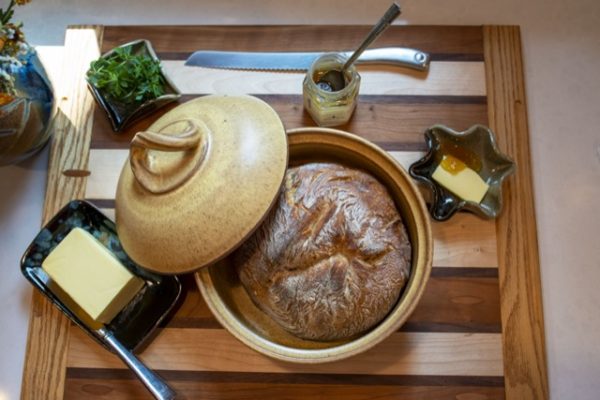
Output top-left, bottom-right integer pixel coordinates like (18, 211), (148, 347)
(235, 163), (411, 341)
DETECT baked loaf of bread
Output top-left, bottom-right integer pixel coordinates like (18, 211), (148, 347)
(235, 163), (411, 341)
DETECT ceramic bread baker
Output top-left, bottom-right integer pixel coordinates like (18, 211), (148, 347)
(114, 95), (432, 363)
(196, 126), (432, 362)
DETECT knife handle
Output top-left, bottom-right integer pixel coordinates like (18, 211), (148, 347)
(103, 329), (177, 400)
(347, 48), (430, 71)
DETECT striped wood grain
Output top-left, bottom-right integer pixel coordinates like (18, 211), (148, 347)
(34, 24), (519, 400)
(20, 25), (103, 400)
(483, 26), (549, 400)
(67, 328), (503, 377)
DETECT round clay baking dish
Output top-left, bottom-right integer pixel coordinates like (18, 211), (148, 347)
(195, 127), (433, 363)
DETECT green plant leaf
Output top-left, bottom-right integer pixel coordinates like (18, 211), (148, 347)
(87, 44), (167, 105)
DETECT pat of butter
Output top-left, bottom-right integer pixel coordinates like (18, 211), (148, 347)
(432, 156), (489, 203)
(42, 228), (144, 324)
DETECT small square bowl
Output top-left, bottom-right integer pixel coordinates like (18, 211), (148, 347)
(21, 200), (182, 352)
(409, 124), (515, 221)
(87, 39), (181, 132)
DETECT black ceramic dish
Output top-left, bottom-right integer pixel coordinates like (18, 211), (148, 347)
(21, 200), (182, 352)
(87, 39), (181, 132)
(409, 124), (516, 221)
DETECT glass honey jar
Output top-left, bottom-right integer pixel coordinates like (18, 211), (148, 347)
(302, 53), (361, 127)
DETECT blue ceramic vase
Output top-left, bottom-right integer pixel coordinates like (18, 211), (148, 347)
(0, 50), (54, 166)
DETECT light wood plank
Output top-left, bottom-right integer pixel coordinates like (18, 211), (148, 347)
(67, 328), (503, 377)
(97, 208), (497, 269)
(430, 213), (498, 268)
(99, 208), (115, 221)
(87, 149), (498, 268)
(21, 26), (103, 400)
(84, 150), (427, 199)
(483, 26), (548, 400)
(85, 150), (423, 200)
(162, 61), (485, 96)
(86, 149), (127, 199)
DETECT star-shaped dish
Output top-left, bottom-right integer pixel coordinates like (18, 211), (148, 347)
(409, 124), (516, 221)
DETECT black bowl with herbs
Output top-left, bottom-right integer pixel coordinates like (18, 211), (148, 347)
(86, 39), (180, 132)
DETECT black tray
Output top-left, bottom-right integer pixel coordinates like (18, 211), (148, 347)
(21, 200), (182, 352)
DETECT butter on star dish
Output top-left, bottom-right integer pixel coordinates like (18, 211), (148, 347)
(410, 124), (515, 221)
(431, 154), (489, 204)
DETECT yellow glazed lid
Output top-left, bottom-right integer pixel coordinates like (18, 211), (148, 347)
(115, 95), (288, 274)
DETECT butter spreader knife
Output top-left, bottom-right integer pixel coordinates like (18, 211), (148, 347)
(184, 47), (430, 71)
(21, 200), (180, 400)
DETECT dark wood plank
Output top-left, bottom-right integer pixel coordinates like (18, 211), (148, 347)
(160, 274), (501, 334)
(65, 379), (504, 400)
(102, 25), (483, 58)
(90, 94), (488, 150)
(431, 267), (499, 278)
(483, 26), (548, 400)
(66, 368), (506, 386)
(155, 51), (483, 62)
(64, 369), (504, 399)
(407, 276), (501, 333)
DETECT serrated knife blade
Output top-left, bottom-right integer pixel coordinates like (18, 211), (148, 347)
(184, 47), (430, 72)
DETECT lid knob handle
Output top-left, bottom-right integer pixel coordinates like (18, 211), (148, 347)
(130, 118), (209, 194)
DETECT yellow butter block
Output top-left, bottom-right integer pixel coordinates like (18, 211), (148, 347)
(42, 228), (144, 324)
(432, 157), (489, 203)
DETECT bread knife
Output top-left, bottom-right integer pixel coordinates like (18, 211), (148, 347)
(184, 47), (430, 72)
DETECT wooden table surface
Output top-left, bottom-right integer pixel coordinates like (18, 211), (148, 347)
(20, 25), (547, 400)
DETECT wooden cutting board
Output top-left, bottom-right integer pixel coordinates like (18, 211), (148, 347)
(21, 25), (548, 400)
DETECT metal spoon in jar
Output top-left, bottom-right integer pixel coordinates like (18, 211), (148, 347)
(317, 2), (402, 92)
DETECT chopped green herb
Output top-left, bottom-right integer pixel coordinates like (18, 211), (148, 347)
(87, 46), (166, 105)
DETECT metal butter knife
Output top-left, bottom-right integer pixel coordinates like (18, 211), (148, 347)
(184, 47), (430, 72)
(102, 328), (176, 400)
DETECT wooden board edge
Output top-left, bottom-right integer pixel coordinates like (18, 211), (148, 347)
(483, 25), (549, 400)
(20, 25), (104, 400)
